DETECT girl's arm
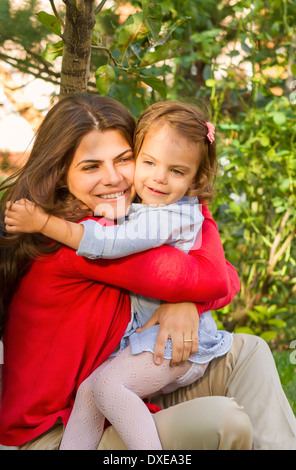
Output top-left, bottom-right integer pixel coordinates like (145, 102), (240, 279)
(65, 206), (232, 303)
(77, 202), (203, 259)
(5, 199), (234, 302)
(4, 199), (84, 250)
(5, 199), (203, 259)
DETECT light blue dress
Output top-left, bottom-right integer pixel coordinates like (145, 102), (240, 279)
(78, 197), (233, 367)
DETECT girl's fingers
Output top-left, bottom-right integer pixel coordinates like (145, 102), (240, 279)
(6, 201), (14, 211)
(4, 215), (19, 231)
(5, 223), (18, 232)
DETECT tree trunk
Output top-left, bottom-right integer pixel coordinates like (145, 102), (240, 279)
(60, 0), (96, 96)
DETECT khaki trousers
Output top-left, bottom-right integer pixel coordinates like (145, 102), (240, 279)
(19, 334), (296, 450)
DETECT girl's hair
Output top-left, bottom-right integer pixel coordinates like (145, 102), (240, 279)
(0, 93), (136, 337)
(133, 100), (217, 201)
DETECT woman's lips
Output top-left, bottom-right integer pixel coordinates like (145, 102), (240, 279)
(98, 190), (127, 201)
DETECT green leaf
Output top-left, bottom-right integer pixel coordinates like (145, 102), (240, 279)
(260, 135), (270, 147)
(92, 30), (100, 45)
(159, 17), (191, 43)
(268, 318), (287, 328)
(40, 40), (63, 62)
(139, 40), (181, 67)
(95, 65), (116, 96)
(117, 12), (149, 48)
(205, 79), (216, 87)
(137, 74), (167, 98)
(272, 112), (286, 125)
(234, 327), (255, 335)
(228, 201), (242, 216)
(279, 178), (291, 192)
(36, 11), (61, 36)
(260, 330), (278, 342)
(141, 0), (149, 17)
(143, 2), (162, 40)
(145, 16), (162, 40)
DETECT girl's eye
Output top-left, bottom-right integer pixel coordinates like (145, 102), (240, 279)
(171, 169), (184, 176)
(143, 160), (154, 166)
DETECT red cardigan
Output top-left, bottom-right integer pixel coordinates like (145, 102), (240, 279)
(0, 205), (239, 446)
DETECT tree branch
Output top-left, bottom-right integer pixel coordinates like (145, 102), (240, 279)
(94, 0), (108, 14)
(270, 231), (295, 271)
(50, 0), (65, 29)
(92, 45), (129, 71)
(0, 52), (60, 85)
(268, 210), (291, 266)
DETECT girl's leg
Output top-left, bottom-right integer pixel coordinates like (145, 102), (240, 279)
(92, 346), (192, 450)
(59, 359), (113, 450)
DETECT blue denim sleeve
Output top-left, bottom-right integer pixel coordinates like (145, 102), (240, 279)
(76, 200), (203, 259)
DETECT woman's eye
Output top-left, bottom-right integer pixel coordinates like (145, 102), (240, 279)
(83, 165), (98, 171)
(119, 156), (134, 164)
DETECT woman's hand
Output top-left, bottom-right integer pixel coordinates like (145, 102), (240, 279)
(136, 302), (199, 366)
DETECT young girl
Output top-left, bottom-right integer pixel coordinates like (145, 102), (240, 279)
(5, 101), (233, 450)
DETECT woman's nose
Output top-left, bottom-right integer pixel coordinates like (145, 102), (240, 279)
(101, 164), (123, 186)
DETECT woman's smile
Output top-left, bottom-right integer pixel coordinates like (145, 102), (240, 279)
(98, 189), (127, 200)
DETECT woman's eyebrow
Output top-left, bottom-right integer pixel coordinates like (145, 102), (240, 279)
(75, 149), (133, 167)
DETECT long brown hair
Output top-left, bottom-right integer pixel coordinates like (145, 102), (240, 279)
(134, 100), (217, 201)
(0, 93), (135, 337)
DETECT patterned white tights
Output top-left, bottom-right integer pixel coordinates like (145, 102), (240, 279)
(60, 346), (191, 450)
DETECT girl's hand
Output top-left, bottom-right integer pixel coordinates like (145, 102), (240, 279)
(4, 199), (49, 233)
(136, 302), (199, 366)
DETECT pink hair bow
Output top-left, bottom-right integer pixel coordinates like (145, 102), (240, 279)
(205, 121), (215, 144)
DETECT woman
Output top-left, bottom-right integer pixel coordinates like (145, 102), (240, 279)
(0, 94), (295, 450)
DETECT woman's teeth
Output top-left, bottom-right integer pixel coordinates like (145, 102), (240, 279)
(100, 191), (125, 199)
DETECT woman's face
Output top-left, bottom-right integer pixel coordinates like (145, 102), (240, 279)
(67, 129), (136, 219)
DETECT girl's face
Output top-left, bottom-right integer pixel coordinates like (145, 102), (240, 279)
(67, 129), (136, 219)
(134, 124), (199, 206)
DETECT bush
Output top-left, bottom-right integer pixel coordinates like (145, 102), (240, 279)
(212, 96), (296, 345)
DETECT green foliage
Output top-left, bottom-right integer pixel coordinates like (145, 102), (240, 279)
(212, 95), (296, 344)
(0, 0), (58, 83)
(273, 349), (296, 415)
